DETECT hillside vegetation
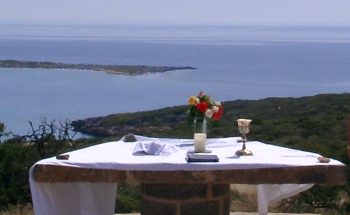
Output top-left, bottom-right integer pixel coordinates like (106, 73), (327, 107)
(74, 93), (350, 159)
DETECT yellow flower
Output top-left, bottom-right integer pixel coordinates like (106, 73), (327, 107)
(188, 96), (199, 105)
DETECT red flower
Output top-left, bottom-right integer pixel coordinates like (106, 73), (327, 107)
(196, 102), (208, 113)
(212, 106), (223, 121)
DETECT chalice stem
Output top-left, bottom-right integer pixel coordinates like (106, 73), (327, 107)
(242, 133), (247, 150)
(242, 141), (246, 150)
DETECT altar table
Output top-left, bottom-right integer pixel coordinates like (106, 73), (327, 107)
(29, 136), (346, 215)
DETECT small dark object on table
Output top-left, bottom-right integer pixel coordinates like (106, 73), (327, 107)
(187, 153), (219, 162)
(124, 133), (137, 142)
(318, 156), (330, 163)
(56, 154), (70, 160)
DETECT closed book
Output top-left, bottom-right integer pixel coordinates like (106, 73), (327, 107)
(187, 153), (219, 162)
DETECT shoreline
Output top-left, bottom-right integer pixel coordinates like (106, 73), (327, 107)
(0, 59), (196, 76)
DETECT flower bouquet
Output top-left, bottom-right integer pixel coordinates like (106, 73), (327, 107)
(187, 91), (223, 123)
(187, 91), (223, 152)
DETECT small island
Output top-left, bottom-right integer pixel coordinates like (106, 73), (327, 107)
(0, 59), (196, 76)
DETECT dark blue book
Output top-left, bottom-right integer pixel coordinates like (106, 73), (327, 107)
(186, 153), (219, 162)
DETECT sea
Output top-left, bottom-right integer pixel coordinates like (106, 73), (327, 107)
(1, 24), (350, 135)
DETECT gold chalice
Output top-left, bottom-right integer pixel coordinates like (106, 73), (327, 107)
(236, 119), (253, 156)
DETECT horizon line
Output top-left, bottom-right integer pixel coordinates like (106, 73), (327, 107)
(1, 19), (350, 27)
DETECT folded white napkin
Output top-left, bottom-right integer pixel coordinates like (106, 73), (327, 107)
(132, 141), (180, 156)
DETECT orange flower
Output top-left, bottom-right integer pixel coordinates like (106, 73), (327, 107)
(188, 96), (199, 105)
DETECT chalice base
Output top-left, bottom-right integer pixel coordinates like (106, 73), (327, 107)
(235, 148), (253, 156)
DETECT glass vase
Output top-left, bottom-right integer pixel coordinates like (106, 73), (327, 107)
(193, 118), (207, 153)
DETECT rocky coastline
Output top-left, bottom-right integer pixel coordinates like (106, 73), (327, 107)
(0, 59), (196, 75)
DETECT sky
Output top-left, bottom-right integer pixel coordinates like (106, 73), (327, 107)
(1, 0), (350, 25)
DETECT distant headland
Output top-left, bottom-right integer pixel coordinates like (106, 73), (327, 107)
(0, 60), (196, 75)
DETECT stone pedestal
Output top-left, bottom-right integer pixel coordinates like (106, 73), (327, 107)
(141, 183), (230, 215)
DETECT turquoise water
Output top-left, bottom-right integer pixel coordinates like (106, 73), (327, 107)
(1, 25), (350, 134)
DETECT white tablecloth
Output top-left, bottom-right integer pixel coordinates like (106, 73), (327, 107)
(29, 135), (344, 215)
